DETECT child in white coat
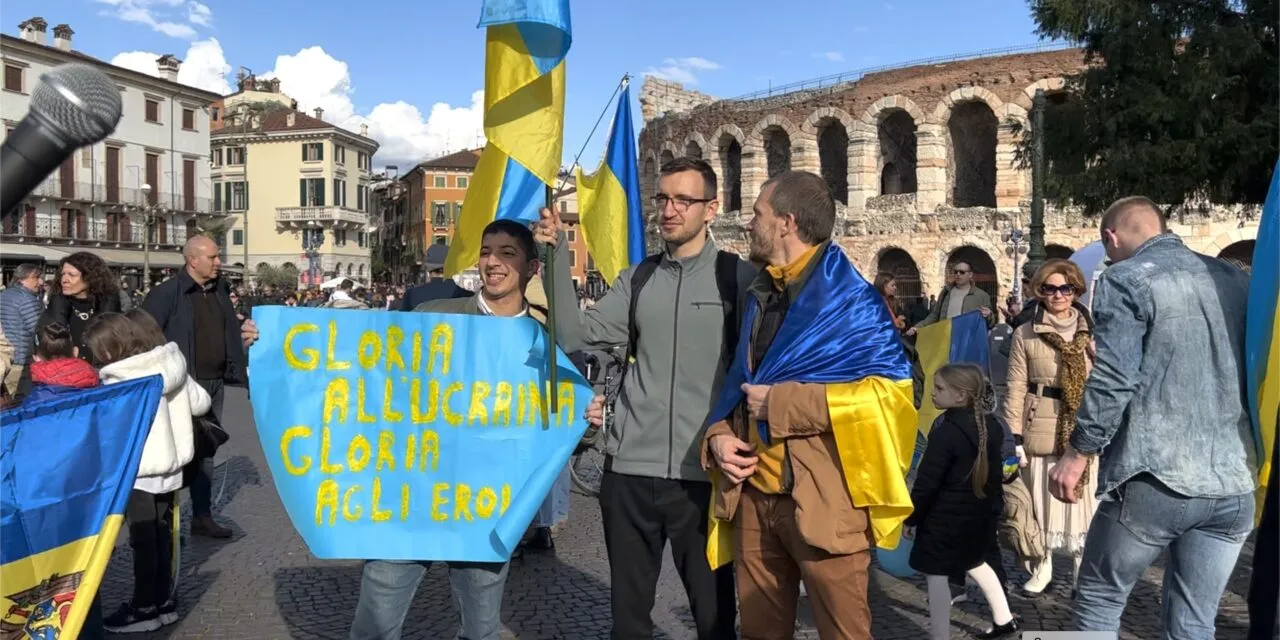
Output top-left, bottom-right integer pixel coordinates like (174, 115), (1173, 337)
(85, 309), (211, 633)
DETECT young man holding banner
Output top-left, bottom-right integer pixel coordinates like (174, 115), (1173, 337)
(348, 219), (605, 640)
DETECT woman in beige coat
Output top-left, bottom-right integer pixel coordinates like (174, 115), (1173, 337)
(1003, 258), (1097, 595)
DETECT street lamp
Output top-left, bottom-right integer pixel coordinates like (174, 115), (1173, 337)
(302, 221), (324, 288)
(1002, 227), (1030, 301)
(1025, 89), (1049, 279)
(140, 182), (153, 290)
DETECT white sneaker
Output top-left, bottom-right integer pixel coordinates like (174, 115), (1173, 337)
(1023, 556), (1053, 594)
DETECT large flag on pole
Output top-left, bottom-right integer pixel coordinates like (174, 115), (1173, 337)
(576, 82), (644, 283)
(445, 0), (572, 277)
(0, 377), (164, 639)
(1247, 157), (1279, 524)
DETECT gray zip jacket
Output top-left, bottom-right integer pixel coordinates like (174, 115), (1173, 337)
(551, 236), (756, 481)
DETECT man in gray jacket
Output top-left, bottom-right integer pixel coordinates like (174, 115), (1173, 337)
(0, 264), (44, 395)
(535, 157), (754, 639)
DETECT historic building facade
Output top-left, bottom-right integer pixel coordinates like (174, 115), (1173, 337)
(637, 47), (1260, 307)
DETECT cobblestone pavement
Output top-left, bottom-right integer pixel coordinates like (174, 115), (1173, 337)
(99, 387), (1255, 639)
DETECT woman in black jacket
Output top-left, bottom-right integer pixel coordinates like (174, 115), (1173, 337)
(906, 363), (1020, 639)
(40, 251), (122, 360)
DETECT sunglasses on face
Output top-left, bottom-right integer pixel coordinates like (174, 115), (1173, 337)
(951, 269), (970, 275)
(1039, 284), (1077, 297)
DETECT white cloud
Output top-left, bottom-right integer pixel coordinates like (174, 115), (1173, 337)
(814, 51), (845, 62)
(642, 56), (722, 86)
(110, 37), (232, 94)
(262, 47), (484, 169)
(187, 2), (213, 27)
(95, 0), (205, 39)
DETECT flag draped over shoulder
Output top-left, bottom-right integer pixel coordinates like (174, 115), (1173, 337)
(0, 377), (164, 639)
(575, 83), (644, 283)
(1247, 158), (1279, 525)
(704, 243), (918, 569)
(445, 0), (572, 277)
(914, 310), (991, 435)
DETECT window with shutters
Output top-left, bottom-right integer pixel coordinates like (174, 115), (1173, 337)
(303, 143), (324, 162)
(213, 148), (223, 167)
(230, 182), (247, 211)
(335, 145), (345, 165)
(567, 228), (576, 243)
(301, 178), (325, 206)
(559, 200), (567, 214)
(333, 179), (347, 207)
(356, 185), (367, 211)
(213, 181), (222, 211)
(226, 148), (245, 165)
(233, 230), (244, 245)
(453, 202), (463, 223)
(433, 175), (447, 188)
(145, 99), (160, 123)
(182, 108), (195, 130)
(457, 176), (468, 189)
(433, 202), (447, 226)
(568, 249), (576, 268)
(4, 65), (22, 93)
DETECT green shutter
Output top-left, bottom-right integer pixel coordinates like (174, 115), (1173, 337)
(224, 183), (232, 211)
(318, 144), (324, 161)
(317, 178), (325, 207)
(302, 145), (307, 162)
(244, 181), (249, 209)
(213, 182), (221, 211)
(300, 179), (307, 206)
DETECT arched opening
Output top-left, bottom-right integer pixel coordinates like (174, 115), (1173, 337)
(947, 245), (999, 303)
(358, 264), (366, 277)
(685, 140), (703, 160)
(878, 110), (917, 195)
(642, 155), (656, 193)
(876, 248), (922, 310)
(817, 119), (849, 204)
(282, 262), (297, 270)
(332, 262), (343, 278)
(762, 125), (791, 178)
(346, 264), (354, 277)
(1045, 244), (1074, 260)
(948, 101), (998, 208)
(718, 135), (742, 212)
(1218, 240), (1255, 272)
(660, 149), (675, 167)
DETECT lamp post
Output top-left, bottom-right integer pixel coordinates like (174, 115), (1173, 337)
(302, 221), (323, 288)
(1002, 227), (1030, 301)
(140, 183), (153, 290)
(1024, 89), (1048, 280)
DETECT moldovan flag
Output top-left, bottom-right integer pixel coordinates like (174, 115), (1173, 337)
(445, 0), (572, 277)
(1247, 157), (1279, 525)
(575, 82), (645, 283)
(915, 310), (991, 435)
(0, 377), (163, 639)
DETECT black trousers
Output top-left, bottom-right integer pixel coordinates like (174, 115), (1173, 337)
(189, 378), (225, 517)
(598, 471), (736, 640)
(126, 490), (176, 608)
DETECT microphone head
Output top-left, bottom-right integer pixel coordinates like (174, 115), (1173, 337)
(31, 63), (123, 146)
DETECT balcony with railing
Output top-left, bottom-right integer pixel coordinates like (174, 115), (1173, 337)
(275, 206), (371, 230)
(27, 180), (216, 214)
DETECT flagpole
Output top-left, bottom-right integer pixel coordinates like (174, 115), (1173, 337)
(555, 74), (630, 194)
(544, 184), (559, 416)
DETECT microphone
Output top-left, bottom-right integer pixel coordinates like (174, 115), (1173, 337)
(1, 63), (123, 215)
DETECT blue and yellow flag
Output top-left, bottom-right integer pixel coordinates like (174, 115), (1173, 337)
(704, 243), (917, 568)
(1, 377), (163, 639)
(1247, 158), (1279, 524)
(445, 0), (571, 276)
(576, 82), (644, 283)
(915, 310), (991, 435)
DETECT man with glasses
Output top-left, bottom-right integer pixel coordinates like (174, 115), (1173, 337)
(907, 260), (995, 334)
(534, 157), (754, 639)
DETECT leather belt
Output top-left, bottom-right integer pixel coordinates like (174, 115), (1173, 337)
(1029, 383), (1064, 400)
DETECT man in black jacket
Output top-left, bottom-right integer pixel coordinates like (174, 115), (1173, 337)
(399, 244), (471, 310)
(142, 235), (259, 538)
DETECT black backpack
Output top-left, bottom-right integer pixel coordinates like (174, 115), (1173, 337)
(625, 250), (743, 371)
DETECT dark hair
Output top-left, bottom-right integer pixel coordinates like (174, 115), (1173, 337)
(659, 157), (718, 200)
(9, 263), (41, 285)
(340, 280), (354, 291)
(873, 272), (896, 298)
(57, 251), (120, 303)
(761, 171), (835, 244)
(84, 310), (165, 367)
(482, 219), (538, 263)
(36, 322), (76, 360)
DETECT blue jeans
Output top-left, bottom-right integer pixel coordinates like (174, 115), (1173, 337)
(1074, 473), (1254, 639)
(348, 559), (509, 640)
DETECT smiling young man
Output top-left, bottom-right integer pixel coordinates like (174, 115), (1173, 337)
(349, 219), (604, 640)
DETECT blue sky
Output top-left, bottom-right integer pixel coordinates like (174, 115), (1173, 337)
(7, 0), (1052, 170)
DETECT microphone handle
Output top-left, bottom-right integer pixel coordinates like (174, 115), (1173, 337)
(1, 116), (74, 216)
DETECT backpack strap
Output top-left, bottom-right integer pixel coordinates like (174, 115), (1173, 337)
(626, 255), (663, 362)
(713, 251), (742, 368)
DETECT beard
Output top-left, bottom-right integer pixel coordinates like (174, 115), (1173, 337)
(747, 225), (773, 264)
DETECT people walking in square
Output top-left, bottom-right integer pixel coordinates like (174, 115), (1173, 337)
(1052, 196), (1257, 637)
(1003, 258), (1097, 594)
(907, 363), (1020, 639)
(532, 157), (753, 640)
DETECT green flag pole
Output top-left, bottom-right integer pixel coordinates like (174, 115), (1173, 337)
(544, 184), (558, 417)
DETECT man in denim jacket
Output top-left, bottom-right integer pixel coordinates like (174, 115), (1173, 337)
(1049, 196), (1257, 638)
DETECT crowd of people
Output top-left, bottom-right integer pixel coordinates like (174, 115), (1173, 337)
(0, 156), (1275, 640)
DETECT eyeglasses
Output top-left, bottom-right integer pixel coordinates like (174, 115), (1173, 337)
(652, 194), (713, 213)
(1039, 284), (1077, 297)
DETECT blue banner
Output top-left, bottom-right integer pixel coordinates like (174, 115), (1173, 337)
(248, 307), (591, 563)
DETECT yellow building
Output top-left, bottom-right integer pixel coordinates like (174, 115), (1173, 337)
(211, 86), (379, 286)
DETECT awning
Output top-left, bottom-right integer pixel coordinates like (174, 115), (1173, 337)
(90, 248), (186, 269)
(0, 243), (71, 263)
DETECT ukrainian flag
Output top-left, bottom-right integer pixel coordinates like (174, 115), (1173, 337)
(445, 0), (571, 276)
(915, 310), (991, 435)
(575, 82), (645, 282)
(1247, 158), (1279, 524)
(0, 377), (163, 639)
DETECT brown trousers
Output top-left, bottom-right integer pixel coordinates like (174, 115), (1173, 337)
(735, 486), (872, 639)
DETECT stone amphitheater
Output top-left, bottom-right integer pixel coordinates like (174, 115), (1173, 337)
(636, 45), (1261, 306)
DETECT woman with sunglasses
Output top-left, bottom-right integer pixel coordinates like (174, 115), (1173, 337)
(1002, 258), (1097, 596)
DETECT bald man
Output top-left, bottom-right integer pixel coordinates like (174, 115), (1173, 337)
(1050, 196), (1256, 637)
(142, 235), (260, 540)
